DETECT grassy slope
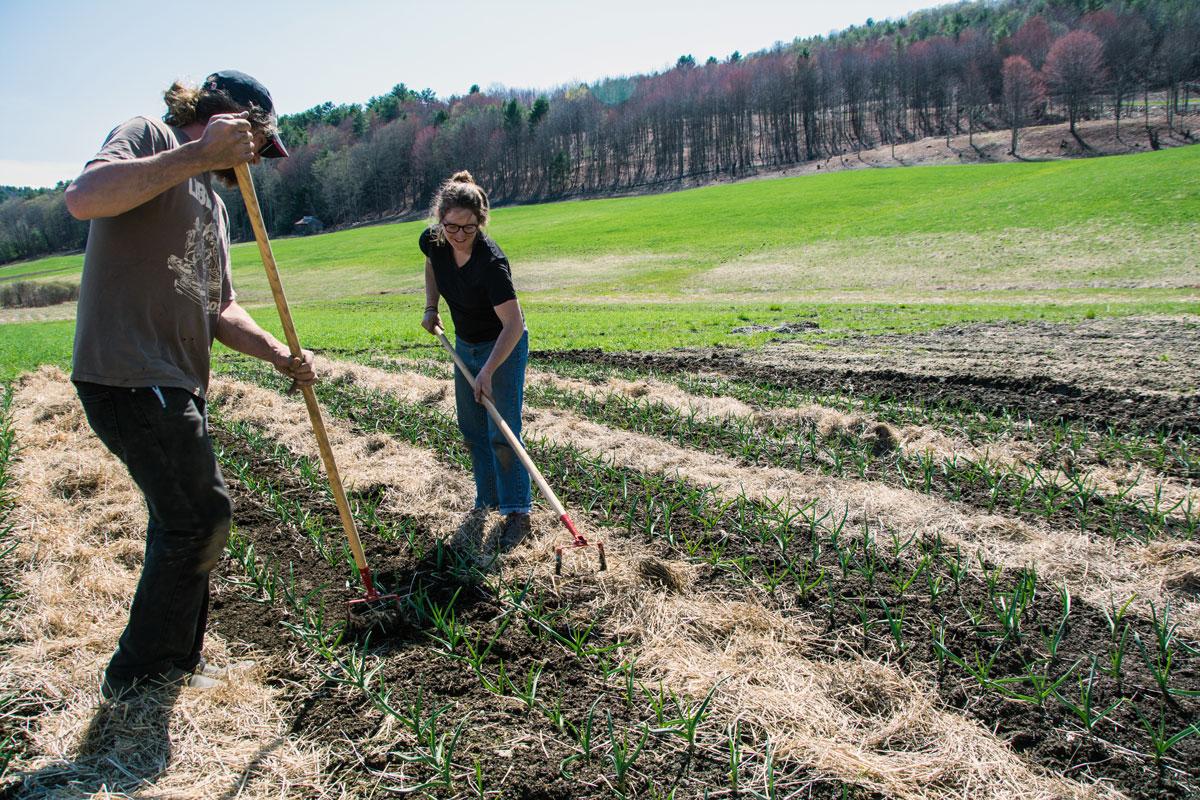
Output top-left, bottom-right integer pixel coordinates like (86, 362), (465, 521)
(1, 147), (1197, 379)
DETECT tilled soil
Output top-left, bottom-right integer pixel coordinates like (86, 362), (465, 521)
(668, 509), (1200, 800)
(12, 336), (1197, 799)
(217, 363), (1199, 799)
(542, 316), (1200, 434)
(208, 416), (1200, 799)
(207, 426), (872, 799)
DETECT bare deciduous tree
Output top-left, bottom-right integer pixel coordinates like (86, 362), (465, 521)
(1044, 30), (1107, 140)
(1002, 55), (1044, 156)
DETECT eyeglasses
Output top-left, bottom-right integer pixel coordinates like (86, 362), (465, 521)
(442, 223), (479, 235)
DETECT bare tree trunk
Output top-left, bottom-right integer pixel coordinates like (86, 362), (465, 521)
(1114, 89), (1122, 141)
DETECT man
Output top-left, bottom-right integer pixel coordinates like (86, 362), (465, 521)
(65, 70), (315, 699)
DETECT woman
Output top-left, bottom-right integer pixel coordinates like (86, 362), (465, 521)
(420, 171), (532, 548)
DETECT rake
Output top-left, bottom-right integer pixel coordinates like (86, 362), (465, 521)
(429, 325), (606, 575)
(234, 163), (399, 613)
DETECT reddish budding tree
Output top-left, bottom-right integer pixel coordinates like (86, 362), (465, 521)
(1043, 30), (1107, 139)
(1008, 15), (1055, 71)
(1002, 55), (1044, 156)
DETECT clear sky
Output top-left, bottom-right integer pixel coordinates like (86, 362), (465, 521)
(0, 0), (922, 188)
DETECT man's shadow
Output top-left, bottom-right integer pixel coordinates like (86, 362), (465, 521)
(350, 509), (503, 642)
(285, 510), (502, 739)
(9, 686), (179, 797)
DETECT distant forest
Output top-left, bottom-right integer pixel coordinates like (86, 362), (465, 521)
(2, 0), (1197, 264)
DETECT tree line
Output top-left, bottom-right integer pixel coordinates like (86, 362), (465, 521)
(2, 0), (1197, 264)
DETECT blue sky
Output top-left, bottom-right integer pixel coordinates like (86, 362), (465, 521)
(0, 0), (920, 188)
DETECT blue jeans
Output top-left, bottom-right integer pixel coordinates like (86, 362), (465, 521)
(454, 330), (532, 515)
(74, 382), (232, 690)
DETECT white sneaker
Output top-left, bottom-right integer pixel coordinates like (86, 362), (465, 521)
(185, 671), (220, 689)
(194, 659), (255, 680)
(101, 666), (225, 699)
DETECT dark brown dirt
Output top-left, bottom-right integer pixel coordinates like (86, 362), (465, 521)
(559, 468), (1200, 799)
(518, 338), (1200, 796)
(541, 316), (1200, 434)
(205, 385), (1200, 799)
(523, 372), (1194, 542)
(207, 425), (877, 799)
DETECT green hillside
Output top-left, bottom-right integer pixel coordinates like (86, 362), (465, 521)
(1, 147), (1197, 380)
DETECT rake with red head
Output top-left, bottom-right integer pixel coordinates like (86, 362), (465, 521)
(429, 325), (607, 576)
(235, 163), (400, 617)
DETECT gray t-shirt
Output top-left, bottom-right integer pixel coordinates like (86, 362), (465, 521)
(71, 116), (234, 398)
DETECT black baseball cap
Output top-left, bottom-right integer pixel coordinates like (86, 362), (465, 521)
(203, 70), (289, 158)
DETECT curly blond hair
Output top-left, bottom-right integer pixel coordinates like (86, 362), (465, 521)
(162, 80), (277, 136)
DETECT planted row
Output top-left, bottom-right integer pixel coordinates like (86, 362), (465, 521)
(219, 359), (1200, 795)
(208, 391), (828, 797)
(531, 355), (1200, 481)
(523, 380), (1198, 543)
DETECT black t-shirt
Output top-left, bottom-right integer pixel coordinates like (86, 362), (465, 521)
(420, 226), (518, 343)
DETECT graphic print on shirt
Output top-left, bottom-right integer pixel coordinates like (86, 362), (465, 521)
(166, 216), (224, 314)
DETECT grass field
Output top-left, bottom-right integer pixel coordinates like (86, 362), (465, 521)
(0, 146), (1197, 379)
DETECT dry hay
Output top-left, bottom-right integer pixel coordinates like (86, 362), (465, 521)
(2, 367), (335, 799)
(316, 355), (455, 414)
(528, 369), (1200, 518)
(619, 594), (1123, 800)
(208, 374), (601, 569)
(341, 371), (1147, 796)
(1137, 540), (1200, 599)
(339, 359), (1200, 639)
(498, 522), (1115, 798)
(527, 405), (1200, 639)
(497, 519), (1121, 799)
(528, 371), (760, 422)
(0, 365), (1145, 798)
(209, 375), (474, 544)
(373, 354), (454, 380)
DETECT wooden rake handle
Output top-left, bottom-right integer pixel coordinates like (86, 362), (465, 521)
(430, 325), (565, 514)
(233, 164), (376, 587)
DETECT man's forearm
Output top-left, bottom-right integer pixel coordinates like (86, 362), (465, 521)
(215, 301), (288, 365)
(65, 142), (211, 220)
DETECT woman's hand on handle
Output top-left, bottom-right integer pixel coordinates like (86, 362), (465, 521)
(473, 366), (494, 405)
(421, 307), (443, 335)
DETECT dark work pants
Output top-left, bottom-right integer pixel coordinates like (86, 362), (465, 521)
(74, 382), (232, 689)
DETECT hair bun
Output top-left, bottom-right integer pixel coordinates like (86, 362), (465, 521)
(450, 170), (474, 184)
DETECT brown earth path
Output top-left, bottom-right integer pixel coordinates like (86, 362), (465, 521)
(544, 316), (1200, 435)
